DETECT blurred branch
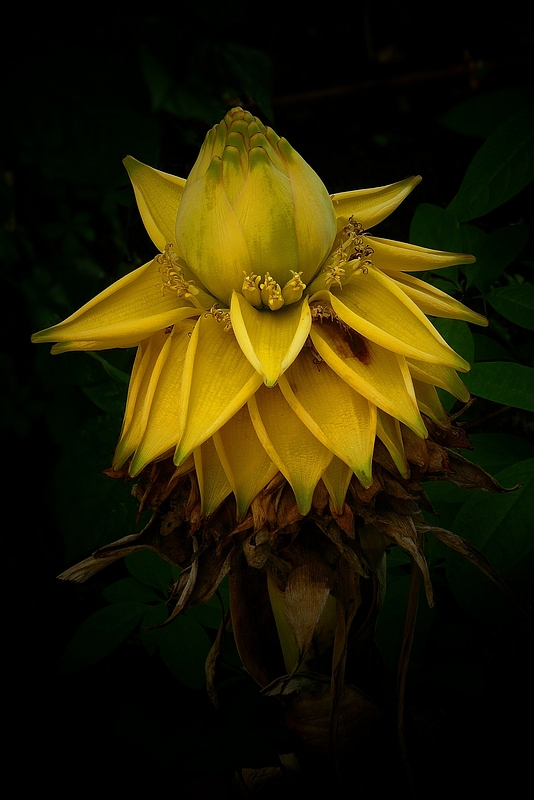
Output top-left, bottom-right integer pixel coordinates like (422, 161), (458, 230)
(273, 54), (534, 107)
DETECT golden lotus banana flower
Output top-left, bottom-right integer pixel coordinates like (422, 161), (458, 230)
(32, 107), (487, 520)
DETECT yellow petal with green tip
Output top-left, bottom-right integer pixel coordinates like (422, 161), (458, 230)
(194, 438), (233, 516)
(175, 156), (251, 304)
(49, 335), (141, 354)
(277, 138), (337, 284)
(31, 259), (199, 348)
(186, 125), (220, 186)
(369, 236), (476, 272)
(230, 292), (311, 387)
(129, 319), (197, 475)
(221, 144), (247, 206)
(407, 358), (470, 402)
(279, 347), (375, 488)
(45, 305), (198, 353)
(331, 176), (421, 231)
(413, 380), (449, 426)
(232, 146), (300, 285)
(213, 405), (278, 520)
(123, 156), (186, 252)
(376, 410), (409, 478)
(248, 384), (333, 515)
(114, 331), (171, 468)
(321, 457), (353, 513)
(320, 266), (470, 370)
(174, 314), (263, 465)
(384, 270), (488, 326)
(310, 321), (426, 437)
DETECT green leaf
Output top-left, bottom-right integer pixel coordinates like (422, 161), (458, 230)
(448, 107), (534, 222)
(440, 88), (534, 139)
(57, 602), (146, 674)
(464, 433), (534, 475)
(103, 577), (161, 604)
(485, 282), (534, 330)
(452, 459), (534, 571)
(473, 333), (513, 362)
(445, 460), (534, 619)
(517, 339), (534, 368)
(158, 615), (212, 689)
(125, 550), (179, 593)
(410, 203), (461, 250)
(386, 546), (411, 568)
(424, 481), (476, 505)
(409, 204), (461, 284)
(63, 350), (128, 415)
(186, 603), (223, 630)
(87, 351), (130, 383)
(463, 362), (534, 411)
(431, 318), (475, 364)
(54, 414), (145, 563)
(438, 319), (475, 411)
(460, 224), (529, 291)
(140, 603), (170, 656)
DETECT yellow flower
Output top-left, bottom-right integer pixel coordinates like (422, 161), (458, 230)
(32, 107), (487, 519)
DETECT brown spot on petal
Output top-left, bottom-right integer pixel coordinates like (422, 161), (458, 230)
(321, 318), (371, 364)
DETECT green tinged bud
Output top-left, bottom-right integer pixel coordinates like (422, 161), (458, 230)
(175, 108), (337, 306)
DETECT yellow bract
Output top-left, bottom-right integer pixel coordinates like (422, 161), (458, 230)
(175, 107), (336, 303)
(32, 107), (487, 517)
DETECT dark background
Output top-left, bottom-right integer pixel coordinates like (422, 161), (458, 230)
(3, 4), (533, 797)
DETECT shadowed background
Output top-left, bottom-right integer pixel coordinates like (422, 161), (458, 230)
(3, 4), (533, 796)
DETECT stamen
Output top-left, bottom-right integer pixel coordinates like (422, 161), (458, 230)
(242, 270), (307, 311)
(242, 272), (262, 309)
(157, 244), (199, 299)
(206, 304), (233, 333)
(282, 271), (306, 305)
(260, 273), (284, 311)
(310, 302), (337, 323)
(321, 218), (374, 288)
(324, 260), (346, 289)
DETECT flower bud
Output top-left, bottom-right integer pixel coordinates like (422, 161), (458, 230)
(175, 108), (337, 305)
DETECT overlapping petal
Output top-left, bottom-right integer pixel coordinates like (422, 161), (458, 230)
(376, 410), (410, 478)
(129, 319), (197, 474)
(231, 146), (301, 285)
(230, 291), (311, 387)
(313, 266), (469, 370)
(123, 156), (186, 251)
(174, 314), (263, 465)
(31, 259), (199, 351)
(279, 347), (375, 488)
(213, 404), (278, 520)
(321, 457), (354, 513)
(277, 137), (337, 282)
(369, 236), (475, 272)
(194, 437), (233, 516)
(413, 380), (449, 426)
(176, 156), (252, 303)
(248, 384), (333, 515)
(310, 320), (426, 437)
(330, 176), (421, 231)
(407, 358), (470, 402)
(114, 330), (173, 468)
(384, 270), (488, 326)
